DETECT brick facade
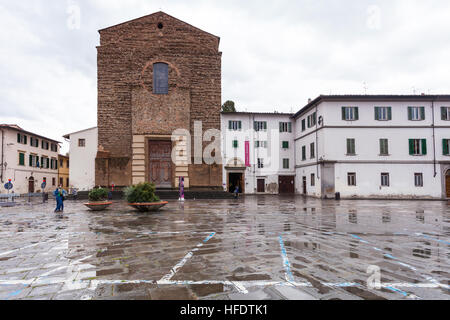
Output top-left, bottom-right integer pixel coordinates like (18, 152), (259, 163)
(96, 12), (223, 188)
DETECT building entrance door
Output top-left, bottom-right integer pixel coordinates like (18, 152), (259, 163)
(446, 171), (450, 198)
(257, 179), (265, 193)
(148, 140), (173, 188)
(28, 177), (35, 193)
(279, 176), (295, 194)
(229, 173), (244, 193)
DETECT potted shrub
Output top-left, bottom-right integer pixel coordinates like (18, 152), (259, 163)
(84, 187), (112, 211)
(125, 182), (168, 212)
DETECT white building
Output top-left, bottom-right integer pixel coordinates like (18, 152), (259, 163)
(221, 112), (295, 194)
(63, 127), (98, 192)
(0, 124), (60, 194)
(293, 95), (450, 200)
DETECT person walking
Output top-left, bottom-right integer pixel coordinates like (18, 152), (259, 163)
(234, 185), (240, 199)
(60, 186), (68, 212)
(53, 187), (63, 213)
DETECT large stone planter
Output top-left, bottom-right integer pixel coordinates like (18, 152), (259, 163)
(128, 201), (168, 212)
(84, 202), (113, 211)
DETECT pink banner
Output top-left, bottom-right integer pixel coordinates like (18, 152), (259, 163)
(245, 141), (251, 167)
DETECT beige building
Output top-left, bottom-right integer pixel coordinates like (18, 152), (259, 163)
(0, 124), (60, 194)
(58, 154), (70, 189)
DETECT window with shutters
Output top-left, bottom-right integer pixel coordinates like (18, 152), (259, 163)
(409, 139), (427, 156)
(232, 140), (238, 148)
(279, 122), (292, 133)
(282, 141), (289, 149)
(229, 121), (242, 131)
(408, 107), (425, 121)
(375, 107), (392, 121)
(255, 141), (267, 148)
(414, 173), (423, 187)
(302, 146), (306, 161)
(381, 173), (390, 187)
(442, 107), (450, 121)
(153, 63), (169, 94)
(347, 139), (356, 155)
(380, 139), (389, 156)
(254, 121), (267, 132)
(342, 107), (359, 121)
(307, 113), (317, 128)
(283, 159), (290, 169)
(310, 143), (315, 159)
(311, 174), (315, 186)
(258, 158), (264, 169)
(18, 152), (25, 166)
(348, 173), (356, 186)
(42, 141), (49, 150)
(443, 139), (450, 155)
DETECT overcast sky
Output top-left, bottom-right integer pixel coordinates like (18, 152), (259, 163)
(1, 0), (450, 153)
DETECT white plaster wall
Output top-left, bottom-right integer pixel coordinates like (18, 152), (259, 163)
(221, 114), (295, 194)
(68, 128), (98, 191)
(0, 128), (59, 194)
(334, 163), (442, 198)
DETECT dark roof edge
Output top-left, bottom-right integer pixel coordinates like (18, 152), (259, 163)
(221, 112), (294, 116)
(293, 94), (450, 119)
(0, 125), (62, 144)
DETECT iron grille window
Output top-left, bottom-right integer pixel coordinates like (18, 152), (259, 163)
(414, 173), (423, 187)
(78, 139), (86, 147)
(153, 63), (169, 94)
(348, 173), (357, 186)
(381, 173), (390, 187)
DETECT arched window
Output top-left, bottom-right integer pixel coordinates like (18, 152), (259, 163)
(153, 62), (168, 94)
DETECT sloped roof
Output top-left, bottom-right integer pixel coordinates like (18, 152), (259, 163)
(0, 124), (61, 144)
(98, 11), (220, 40)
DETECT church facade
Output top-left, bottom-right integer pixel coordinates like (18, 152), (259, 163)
(96, 12), (223, 189)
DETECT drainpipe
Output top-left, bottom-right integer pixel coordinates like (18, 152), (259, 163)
(315, 104), (320, 180)
(432, 98), (437, 178)
(0, 130), (3, 183)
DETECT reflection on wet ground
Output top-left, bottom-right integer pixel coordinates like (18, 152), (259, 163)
(0, 196), (449, 300)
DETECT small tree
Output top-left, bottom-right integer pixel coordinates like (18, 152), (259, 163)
(88, 187), (108, 202)
(222, 100), (236, 113)
(124, 182), (160, 203)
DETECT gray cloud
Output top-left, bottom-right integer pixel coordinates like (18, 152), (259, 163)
(1, 0), (449, 153)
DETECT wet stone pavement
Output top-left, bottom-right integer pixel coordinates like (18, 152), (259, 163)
(0, 196), (449, 300)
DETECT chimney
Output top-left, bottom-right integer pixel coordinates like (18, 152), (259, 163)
(308, 98), (312, 103)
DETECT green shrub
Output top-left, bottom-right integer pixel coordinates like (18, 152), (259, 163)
(88, 187), (109, 202)
(124, 182), (160, 203)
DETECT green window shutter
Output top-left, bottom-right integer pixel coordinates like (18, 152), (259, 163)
(420, 107), (425, 120)
(307, 117), (311, 128)
(388, 107), (392, 120)
(233, 140), (238, 148)
(409, 139), (414, 155)
(408, 107), (412, 120)
(355, 108), (359, 120)
(375, 107), (379, 120)
(19, 153), (24, 166)
(228, 121), (231, 130)
(421, 139), (427, 155)
(279, 122), (283, 132)
(29, 155), (32, 166)
(442, 107), (447, 120)
(288, 122), (292, 133)
(347, 139), (351, 154)
(443, 139), (449, 155)
(238, 121), (242, 130)
(342, 107), (346, 120)
(40, 157), (43, 167)
(302, 120), (306, 131)
(253, 122), (257, 131)
(30, 137), (33, 146)
(17, 133), (21, 143)
(263, 122), (267, 130)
